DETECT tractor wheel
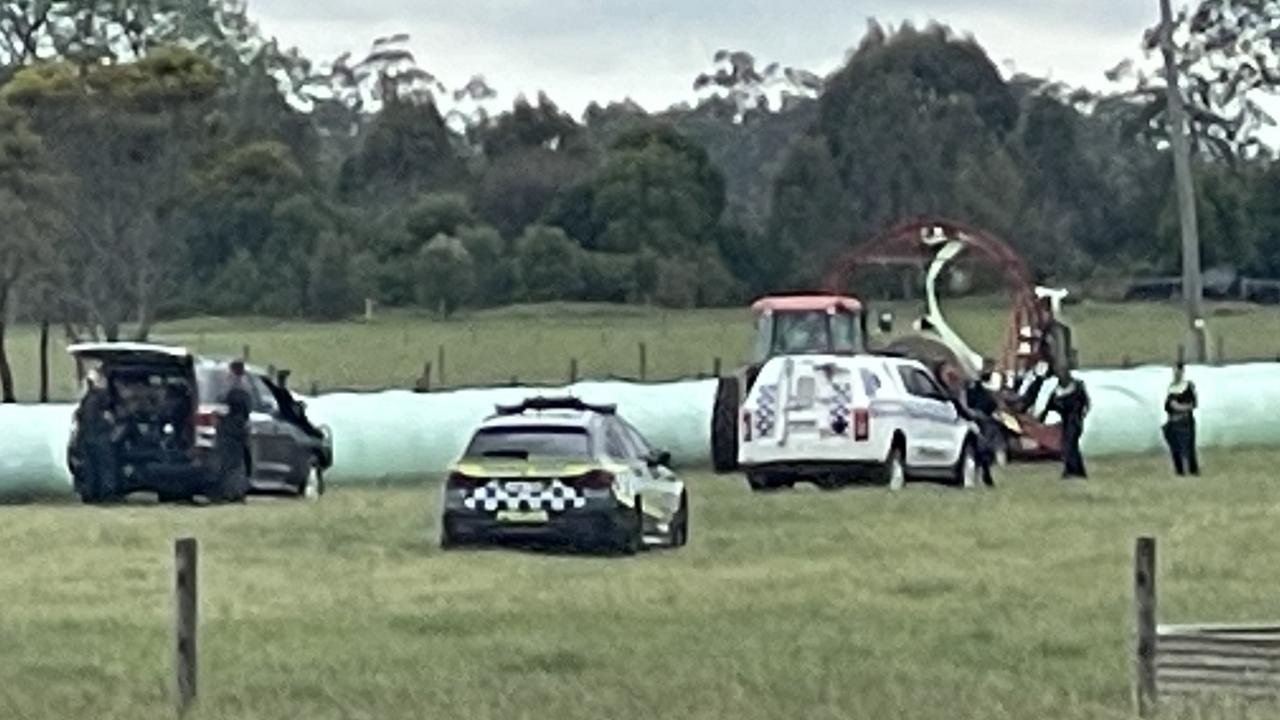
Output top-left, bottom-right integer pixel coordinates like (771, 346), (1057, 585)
(711, 375), (740, 473)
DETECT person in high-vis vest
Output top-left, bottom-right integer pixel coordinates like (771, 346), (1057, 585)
(1162, 362), (1200, 476)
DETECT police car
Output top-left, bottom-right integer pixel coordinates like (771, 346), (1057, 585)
(739, 353), (981, 491)
(440, 397), (689, 554)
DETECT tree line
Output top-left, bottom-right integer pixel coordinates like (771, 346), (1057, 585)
(0, 1), (1277, 401)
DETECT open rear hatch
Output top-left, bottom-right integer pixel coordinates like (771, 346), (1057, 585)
(68, 343), (199, 462)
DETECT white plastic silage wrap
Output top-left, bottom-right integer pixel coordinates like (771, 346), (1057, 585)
(304, 379), (719, 483)
(0, 404), (75, 497)
(1075, 363), (1280, 456)
(0, 366), (1275, 499)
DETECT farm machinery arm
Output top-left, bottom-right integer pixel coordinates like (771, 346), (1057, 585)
(821, 217), (1074, 462)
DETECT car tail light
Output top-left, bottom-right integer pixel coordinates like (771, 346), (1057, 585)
(446, 472), (479, 490)
(853, 408), (870, 441)
(194, 410), (219, 448)
(742, 411), (752, 441)
(568, 470), (614, 490)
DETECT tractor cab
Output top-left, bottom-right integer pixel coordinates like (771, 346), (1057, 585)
(750, 294), (868, 362)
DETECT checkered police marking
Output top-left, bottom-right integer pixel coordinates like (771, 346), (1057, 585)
(756, 385), (777, 436)
(463, 479), (587, 513)
(829, 382), (852, 428)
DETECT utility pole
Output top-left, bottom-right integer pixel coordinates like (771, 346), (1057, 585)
(1158, 0), (1208, 363)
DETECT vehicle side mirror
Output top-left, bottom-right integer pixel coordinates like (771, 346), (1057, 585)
(647, 449), (672, 468)
(877, 311), (894, 334)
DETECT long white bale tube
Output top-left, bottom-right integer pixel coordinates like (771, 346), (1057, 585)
(0, 364), (1275, 498)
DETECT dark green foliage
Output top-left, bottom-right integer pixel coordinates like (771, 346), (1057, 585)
(338, 98), (466, 203)
(2, 8), (1279, 340)
(416, 234), (475, 317)
(516, 224), (583, 302)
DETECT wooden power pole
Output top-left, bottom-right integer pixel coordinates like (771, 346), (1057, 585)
(1158, 0), (1208, 363)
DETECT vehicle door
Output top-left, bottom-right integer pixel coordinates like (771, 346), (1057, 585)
(247, 374), (292, 479)
(618, 418), (680, 525)
(895, 365), (958, 467)
(600, 419), (644, 510)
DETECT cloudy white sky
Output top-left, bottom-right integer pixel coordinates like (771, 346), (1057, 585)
(250, 0), (1160, 115)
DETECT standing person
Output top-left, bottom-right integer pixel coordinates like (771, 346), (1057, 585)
(213, 360), (253, 502)
(933, 361), (995, 487)
(1048, 371), (1090, 479)
(1162, 362), (1200, 476)
(965, 364), (1004, 482)
(76, 368), (120, 502)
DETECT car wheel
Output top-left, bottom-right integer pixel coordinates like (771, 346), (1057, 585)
(884, 446), (907, 491)
(669, 491), (689, 548)
(439, 518), (464, 551)
(612, 499), (644, 556)
(711, 376), (740, 473)
(300, 461), (325, 500)
(956, 441), (979, 489)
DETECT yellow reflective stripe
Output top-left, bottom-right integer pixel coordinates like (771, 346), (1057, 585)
(450, 462), (602, 477)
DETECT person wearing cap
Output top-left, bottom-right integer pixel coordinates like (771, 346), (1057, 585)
(1162, 362), (1200, 476)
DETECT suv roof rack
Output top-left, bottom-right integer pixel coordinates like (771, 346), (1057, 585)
(494, 396), (617, 416)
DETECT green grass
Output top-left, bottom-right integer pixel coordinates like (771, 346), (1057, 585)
(6, 299), (1280, 402)
(4, 450), (1280, 719)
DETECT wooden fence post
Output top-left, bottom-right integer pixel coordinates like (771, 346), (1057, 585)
(241, 345), (250, 362)
(1135, 536), (1158, 718)
(415, 362), (432, 393)
(1215, 334), (1225, 366)
(309, 381), (319, 396)
(38, 319), (50, 403)
(437, 345), (446, 387)
(712, 357), (722, 378)
(175, 537), (199, 714)
(569, 358), (579, 384)
(638, 342), (647, 381)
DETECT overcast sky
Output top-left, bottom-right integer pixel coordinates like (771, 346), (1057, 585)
(250, 0), (1161, 115)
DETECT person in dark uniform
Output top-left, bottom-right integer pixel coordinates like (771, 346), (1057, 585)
(965, 364), (1004, 483)
(933, 361), (996, 487)
(1162, 362), (1199, 476)
(76, 368), (120, 501)
(1048, 371), (1090, 479)
(214, 360), (253, 501)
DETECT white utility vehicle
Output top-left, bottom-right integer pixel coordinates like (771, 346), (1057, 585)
(735, 296), (981, 492)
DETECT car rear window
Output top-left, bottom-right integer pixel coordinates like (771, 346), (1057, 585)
(464, 427), (592, 460)
(196, 367), (231, 404)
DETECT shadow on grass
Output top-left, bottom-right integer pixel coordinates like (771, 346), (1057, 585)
(497, 649), (591, 676)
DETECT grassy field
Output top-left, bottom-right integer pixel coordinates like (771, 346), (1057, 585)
(5, 299), (1280, 402)
(3, 450), (1280, 719)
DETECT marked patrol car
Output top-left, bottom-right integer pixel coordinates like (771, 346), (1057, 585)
(440, 397), (689, 554)
(738, 353), (981, 492)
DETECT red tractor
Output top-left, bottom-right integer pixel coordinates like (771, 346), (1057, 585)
(710, 217), (1076, 472)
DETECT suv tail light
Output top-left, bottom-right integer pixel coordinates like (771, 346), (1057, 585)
(195, 410), (219, 448)
(852, 408), (870, 441)
(568, 470), (614, 490)
(742, 411), (752, 441)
